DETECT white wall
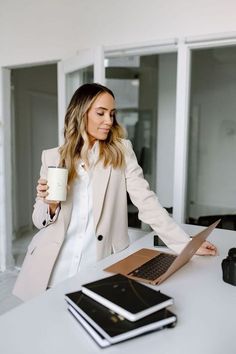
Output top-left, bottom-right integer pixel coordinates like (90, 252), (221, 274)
(0, 0), (236, 67)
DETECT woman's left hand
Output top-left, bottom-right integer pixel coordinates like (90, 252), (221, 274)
(196, 241), (218, 256)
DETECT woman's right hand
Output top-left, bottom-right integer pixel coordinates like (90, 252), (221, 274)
(36, 178), (59, 216)
(36, 178), (48, 200)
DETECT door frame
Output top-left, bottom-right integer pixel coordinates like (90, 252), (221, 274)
(0, 61), (58, 271)
(174, 34), (236, 224)
(104, 34), (236, 224)
(0, 68), (13, 271)
(0, 47), (105, 271)
(104, 39), (179, 225)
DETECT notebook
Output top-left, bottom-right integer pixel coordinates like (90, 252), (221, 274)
(66, 291), (177, 346)
(104, 220), (220, 285)
(68, 306), (110, 348)
(81, 274), (173, 321)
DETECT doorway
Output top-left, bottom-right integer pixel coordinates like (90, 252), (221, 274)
(11, 64), (58, 267)
(105, 53), (177, 229)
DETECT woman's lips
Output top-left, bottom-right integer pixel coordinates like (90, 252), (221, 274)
(99, 128), (110, 133)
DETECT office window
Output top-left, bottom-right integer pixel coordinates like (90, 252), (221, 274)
(105, 53), (177, 228)
(186, 46), (236, 230)
(66, 66), (94, 104)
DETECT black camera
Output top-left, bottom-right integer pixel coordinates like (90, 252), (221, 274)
(221, 248), (236, 286)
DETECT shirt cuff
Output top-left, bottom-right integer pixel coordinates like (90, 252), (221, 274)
(45, 204), (61, 225)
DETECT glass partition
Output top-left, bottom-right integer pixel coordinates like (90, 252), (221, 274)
(105, 53), (177, 228)
(186, 45), (236, 230)
(66, 65), (93, 105)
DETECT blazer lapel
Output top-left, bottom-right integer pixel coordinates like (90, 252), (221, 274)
(93, 162), (111, 231)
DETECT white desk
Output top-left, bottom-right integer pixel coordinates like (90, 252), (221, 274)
(0, 225), (235, 354)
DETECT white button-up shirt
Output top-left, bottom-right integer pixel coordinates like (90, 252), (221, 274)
(48, 144), (98, 287)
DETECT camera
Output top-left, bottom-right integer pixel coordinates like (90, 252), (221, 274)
(221, 248), (236, 286)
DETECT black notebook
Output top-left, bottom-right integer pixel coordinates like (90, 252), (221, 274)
(65, 291), (177, 346)
(81, 274), (173, 321)
(68, 306), (110, 348)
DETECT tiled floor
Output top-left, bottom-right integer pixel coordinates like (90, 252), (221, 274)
(0, 231), (33, 316)
(0, 269), (22, 316)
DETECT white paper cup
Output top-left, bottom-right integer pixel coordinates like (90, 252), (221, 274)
(46, 167), (68, 202)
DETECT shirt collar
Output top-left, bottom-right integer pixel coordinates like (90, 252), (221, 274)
(88, 140), (99, 165)
(77, 141), (99, 171)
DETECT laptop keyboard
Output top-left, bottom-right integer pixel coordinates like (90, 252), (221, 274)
(128, 253), (177, 281)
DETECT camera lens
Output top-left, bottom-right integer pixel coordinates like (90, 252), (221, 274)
(228, 248), (236, 259)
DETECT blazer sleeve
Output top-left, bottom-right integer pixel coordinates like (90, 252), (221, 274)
(124, 139), (190, 254)
(32, 150), (60, 229)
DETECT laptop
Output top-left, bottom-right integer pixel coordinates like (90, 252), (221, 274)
(104, 220), (220, 285)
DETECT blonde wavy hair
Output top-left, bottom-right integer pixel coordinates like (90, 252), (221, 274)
(59, 83), (126, 185)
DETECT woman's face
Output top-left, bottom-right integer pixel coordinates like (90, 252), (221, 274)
(87, 92), (116, 145)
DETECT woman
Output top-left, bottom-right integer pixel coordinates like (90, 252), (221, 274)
(13, 83), (217, 301)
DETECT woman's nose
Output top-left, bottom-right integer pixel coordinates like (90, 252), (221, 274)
(104, 115), (113, 125)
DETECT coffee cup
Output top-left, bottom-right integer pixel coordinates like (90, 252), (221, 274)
(46, 166), (68, 202)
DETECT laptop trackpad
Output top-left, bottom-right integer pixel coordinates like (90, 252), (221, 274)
(104, 248), (160, 275)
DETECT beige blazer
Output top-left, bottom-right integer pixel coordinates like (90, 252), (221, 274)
(13, 139), (190, 301)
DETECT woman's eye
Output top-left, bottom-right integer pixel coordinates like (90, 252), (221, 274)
(97, 112), (104, 116)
